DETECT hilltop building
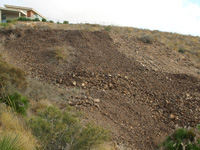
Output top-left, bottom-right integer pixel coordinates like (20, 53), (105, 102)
(0, 4), (46, 23)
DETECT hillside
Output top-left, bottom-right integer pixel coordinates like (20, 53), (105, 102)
(0, 22), (200, 150)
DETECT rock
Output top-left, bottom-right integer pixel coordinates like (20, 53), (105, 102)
(108, 74), (112, 77)
(169, 114), (175, 119)
(94, 103), (100, 108)
(124, 76), (129, 80)
(93, 98), (100, 103)
(88, 96), (92, 100)
(72, 81), (76, 86)
(68, 101), (73, 105)
(186, 93), (190, 97)
(109, 83), (113, 88)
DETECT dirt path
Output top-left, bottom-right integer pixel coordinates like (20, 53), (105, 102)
(1, 29), (200, 149)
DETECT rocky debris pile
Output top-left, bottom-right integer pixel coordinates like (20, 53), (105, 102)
(2, 29), (200, 150)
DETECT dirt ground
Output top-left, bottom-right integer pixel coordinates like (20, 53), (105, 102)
(1, 29), (200, 150)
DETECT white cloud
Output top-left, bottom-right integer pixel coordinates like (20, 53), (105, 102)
(0, 0), (200, 36)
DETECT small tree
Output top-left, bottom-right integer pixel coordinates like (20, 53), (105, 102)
(63, 21), (69, 24)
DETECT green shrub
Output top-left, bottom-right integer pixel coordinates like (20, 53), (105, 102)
(42, 18), (47, 22)
(17, 17), (40, 22)
(0, 23), (9, 27)
(49, 20), (54, 23)
(72, 123), (110, 150)
(33, 18), (40, 22)
(0, 92), (29, 116)
(159, 125), (200, 150)
(63, 21), (69, 24)
(57, 21), (60, 24)
(178, 48), (186, 53)
(6, 20), (12, 23)
(29, 106), (110, 150)
(139, 35), (154, 44)
(17, 17), (31, 21)
(0, 55), (26, 93)
(104, 26), (111, 31)
(0, 134), (23, 150)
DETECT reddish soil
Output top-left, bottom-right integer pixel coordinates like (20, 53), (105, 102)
(1, 29), (200, 150)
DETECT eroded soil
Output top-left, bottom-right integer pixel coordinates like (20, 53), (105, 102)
(1, 29), (200, 149)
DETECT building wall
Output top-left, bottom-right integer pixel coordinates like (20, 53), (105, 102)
(27, 10), (34, 17)
(6, 13), (19, 20)
(5, 7), (28, 14)
(0, 10), (2, 23)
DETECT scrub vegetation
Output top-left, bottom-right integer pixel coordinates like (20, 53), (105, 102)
(0, 54), (111, 150)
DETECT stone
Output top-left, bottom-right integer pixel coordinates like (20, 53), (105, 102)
(94, 103), (100, 108)
(93, 98), (100, 103)
(72, 81), (76, 86)
(169, 114), (175, 119)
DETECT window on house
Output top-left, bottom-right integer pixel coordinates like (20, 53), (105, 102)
(2, 14), (6, 20)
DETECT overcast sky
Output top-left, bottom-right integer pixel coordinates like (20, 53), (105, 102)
(1, 0), (200, 36)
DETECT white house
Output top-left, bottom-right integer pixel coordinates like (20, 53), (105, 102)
(0, 4), (46, 23)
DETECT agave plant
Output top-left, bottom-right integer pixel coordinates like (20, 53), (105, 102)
(0, 134), (23, 150)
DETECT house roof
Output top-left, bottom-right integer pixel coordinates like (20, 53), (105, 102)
(4, 4), (46, 19)
(0, 7), (27, 16)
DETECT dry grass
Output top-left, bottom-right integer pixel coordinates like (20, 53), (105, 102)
(92, 142), (115, 150)
(0, 104), (38, 150)
(10, 21), (198, 61)
(53, 45), (76, 62)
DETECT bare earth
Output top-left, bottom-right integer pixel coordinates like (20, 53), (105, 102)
(1, 29), (200, 150)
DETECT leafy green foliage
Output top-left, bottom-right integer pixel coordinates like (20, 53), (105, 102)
(104, 26), (112, 31)
(178, 48), (186, 53)
(42, 18), (47, 22)
(17, 17), (32, 21)
(160, 126), (200, 150)
(0, 23), (9, 27)
(32, 18), (40, 21)
(49, 20), (54, 23)
(29, 106), (110, 150)
(63, 21), (69, 24)
(0, 134), (23, 150)
(17, 17), (40, 22)
(0, 92), (29, 116)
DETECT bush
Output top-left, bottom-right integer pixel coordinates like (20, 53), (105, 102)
(139, 35), (154, 44)
(57, 21), (60, 24)
(29, 106), (110, 150)
(0, 92), (29, 116)
(159, 125), (200, 150)
(17, 17), (31, 21)
(0, 134), (23, 150)
(33, 18), (40, 22)
(178, 48), (186, 53)
(0, 55), (26, 93)
(17, 17), (40, 22)
(42, 18), (47, 22)
(104, 26), (112, 31)
(63, 21), (69, 24)
(0, 23), (9, 27)
(49, 20), (54, 23)
(6, 20), (12, 23)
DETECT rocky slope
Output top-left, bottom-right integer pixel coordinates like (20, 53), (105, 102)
(1, 29), (200, 149)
